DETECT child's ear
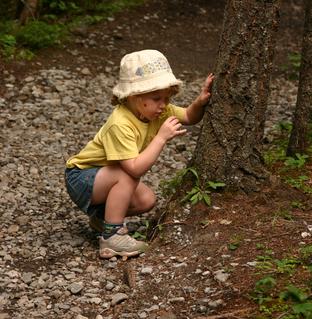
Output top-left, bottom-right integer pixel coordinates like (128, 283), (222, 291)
(127, 95), (139, 107)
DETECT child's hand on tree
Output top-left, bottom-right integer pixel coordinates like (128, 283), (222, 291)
(197, 73), (215, 107)
(156, 116), (187, 142)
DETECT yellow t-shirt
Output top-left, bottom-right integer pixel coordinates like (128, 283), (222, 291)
(66, 103), (186, 169)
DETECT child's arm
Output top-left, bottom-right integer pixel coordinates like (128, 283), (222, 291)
(183, 73), (214, 125)
(120, 116), (186, 178)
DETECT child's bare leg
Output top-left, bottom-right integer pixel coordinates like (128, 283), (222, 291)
(91, 165), (140, 224)
(127, 182), (156, 215)
(91, 165), (155, 220)
(92, 165), (152, 257)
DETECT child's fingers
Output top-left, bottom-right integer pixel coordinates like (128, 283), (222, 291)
(167, 116), (179, 124)
(175, 128), (187, 136)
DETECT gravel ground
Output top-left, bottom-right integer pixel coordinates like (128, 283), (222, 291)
(0, 66), (298, 318)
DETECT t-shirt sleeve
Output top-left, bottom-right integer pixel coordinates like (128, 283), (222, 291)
(102, 124), (139, 161)
(166, 103), (186, 122)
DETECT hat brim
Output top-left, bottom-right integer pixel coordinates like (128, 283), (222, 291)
(113, 72), (183, 99)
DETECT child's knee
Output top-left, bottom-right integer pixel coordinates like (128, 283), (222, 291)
(142, 189), (156, 211)
(120, 170), (140, 189)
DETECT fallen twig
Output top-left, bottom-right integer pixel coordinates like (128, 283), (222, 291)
(123, 262), (136, 288)
(195, 307), (254, 319)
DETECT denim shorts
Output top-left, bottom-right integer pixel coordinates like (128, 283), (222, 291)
(64, 167), (105, 219)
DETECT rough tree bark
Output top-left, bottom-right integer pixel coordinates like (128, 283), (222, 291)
(287, 0), (312, 156)
(192, 0), (280, 193)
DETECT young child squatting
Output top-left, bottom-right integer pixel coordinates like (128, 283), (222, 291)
(65, 49), (214, 259)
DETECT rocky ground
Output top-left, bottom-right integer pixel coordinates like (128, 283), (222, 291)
(1, 1), (311, 319)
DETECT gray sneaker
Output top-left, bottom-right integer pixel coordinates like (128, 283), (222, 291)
(99, 227), (148, 259)
(89, 215), (105, 233)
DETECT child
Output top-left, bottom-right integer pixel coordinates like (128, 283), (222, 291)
(65, 49), (214, 259)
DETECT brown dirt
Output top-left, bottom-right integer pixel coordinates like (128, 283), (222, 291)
(1, 0), (311, 318)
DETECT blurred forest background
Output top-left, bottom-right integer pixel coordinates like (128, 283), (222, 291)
(0, 0), (144, 59)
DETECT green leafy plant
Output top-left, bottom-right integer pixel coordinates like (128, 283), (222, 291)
(284, 153), (309, 169)
(252, 246), (312, 318)
(16, 21), (65, 49)
(256, 243), (266, 250)
(263, 121), (292, 166)
(251, 276), (277, 305)
(256, 254), (275, 273)
(0, 0), (146, 60)
(160, 167), (194, 196)
(228, 243), (239, 251)
(46, 0), (80, 13)
(0, 34), (16, 58)
(180, 168), (225, 206)
(275, 258), (301, 275)
(256, 254), (301, 275)
(280, 285), (312, 318)
(281, 52), (301, 80)
(131, 220), (149, 241)
(272, 209), (293, 225)
(300, 245), (312, 266)
(285, 175), (312, 194)
(227, 234), (243, 251)
(16, 48), (35, 60)
(94, 0), (145, 15)
(291, 201), (305, 209)
(277, 121), (293, 133)
(132, 231), (146, 240)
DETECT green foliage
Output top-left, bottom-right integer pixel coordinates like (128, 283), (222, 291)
(280, 285), (312, 318)
(277, 121), (293, 133)
(94, 0), (145, 15)
(274, 258), (301, 275)
(130, 220), (149, 241)
(256, 254), (301, 275)
(251, 276), (276, 305)
(181, 168), (225, 206)
(42, 0), (80, 14)
(281, 52), (301, 80)
(273, 209), (293, 222)
(228, 235), (242, 251)
(300, 245), (312, 263)
(16, 48), (35, 60)
(132, 231), (146, 240)
(160, 167), (194, 196)
(181, 185), (212, 206)
(291, 201), (305, 209)
(0, 34), (16, 58)
(0, 0), (145, 59)
(0, 20), (17, 34)
(16, 21), (65, 49)
(251, 246), (312, 318)
(284, 153), (309, 169)
(263, 121), (293, 166)
(285, 175), (312, 194)
(160, 167), (225, 207)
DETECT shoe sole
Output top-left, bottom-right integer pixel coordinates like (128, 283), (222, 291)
(99, 247), (143, 259)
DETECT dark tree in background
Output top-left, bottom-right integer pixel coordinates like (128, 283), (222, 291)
(192, 0), (280, 193)
(287, 0), (312, 156)
(0, 0), (38, 22)
(19, 0), (39, 24)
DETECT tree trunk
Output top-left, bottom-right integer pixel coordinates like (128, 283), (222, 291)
(19, 0), (39, 25)
(192, 0), (280, 193)
(287, 0), (312, 156)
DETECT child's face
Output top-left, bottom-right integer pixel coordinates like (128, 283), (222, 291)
(134, 88), (172, 121)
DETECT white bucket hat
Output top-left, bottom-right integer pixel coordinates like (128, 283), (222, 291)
(112, 49), (182, 99)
